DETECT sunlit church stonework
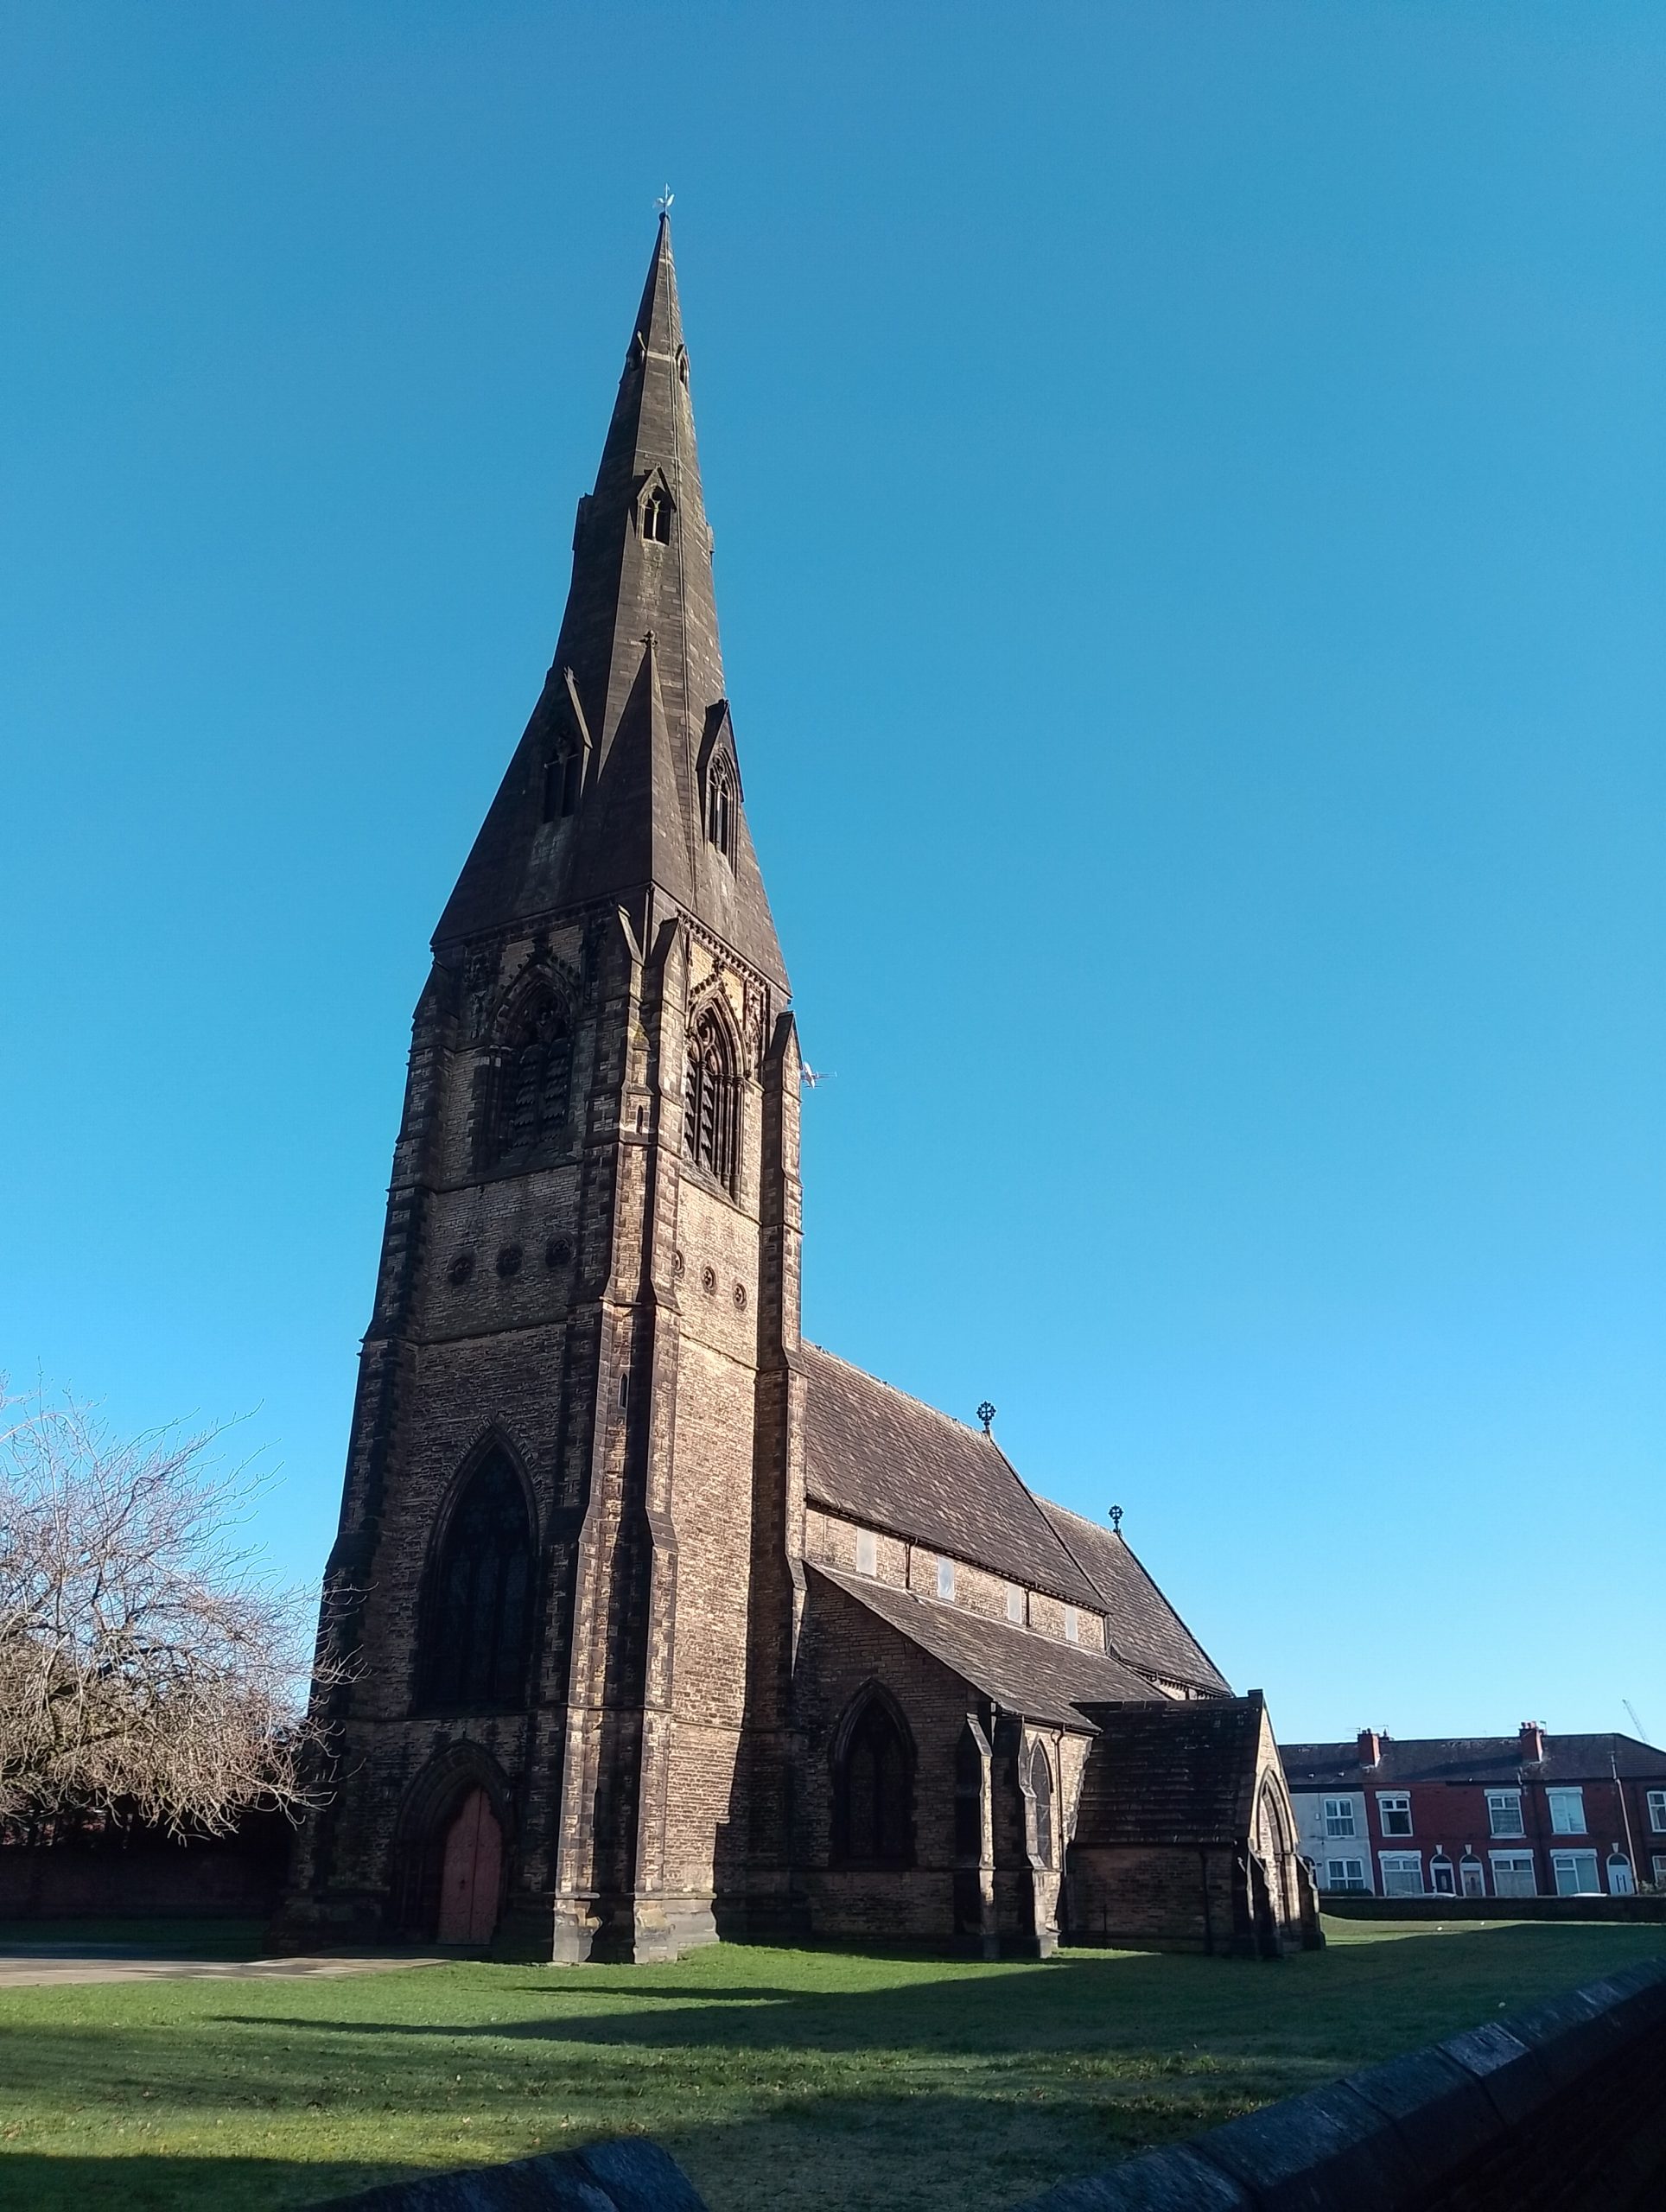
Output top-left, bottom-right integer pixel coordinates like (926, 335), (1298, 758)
(278, 220), (1318, 1965)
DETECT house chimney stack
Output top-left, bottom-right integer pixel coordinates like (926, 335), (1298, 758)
(1518, 1721), (1546, 1764)
(1357, 1728), (1383, 1769)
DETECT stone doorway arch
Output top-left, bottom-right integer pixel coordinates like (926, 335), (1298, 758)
(437, 1786), (504, 1945)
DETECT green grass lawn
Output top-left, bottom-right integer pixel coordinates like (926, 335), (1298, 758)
(1, 1918), (1661, 2212)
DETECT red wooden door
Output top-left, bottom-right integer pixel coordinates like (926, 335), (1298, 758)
(436, 1787), (503, 1944)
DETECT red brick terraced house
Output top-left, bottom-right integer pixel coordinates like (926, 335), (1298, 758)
(275, 219), (1319, 1966)
(1282, 1726), (1666, 1900)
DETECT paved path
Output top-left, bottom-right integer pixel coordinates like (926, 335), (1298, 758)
(0, 1946), (449, 1987)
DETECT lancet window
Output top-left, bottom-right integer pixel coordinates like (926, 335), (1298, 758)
(707, 757), (734, 859)
(418, 1450), (532, 1711)
(543, 749), (582, 821)
(683, 1003), (737, 1192)
(642, 486), (672, 543)
(1028, 1742), (1055, 1869)
(836, 1696), (913, 1867)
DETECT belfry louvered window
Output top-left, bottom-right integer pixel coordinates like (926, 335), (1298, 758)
(684, 1005), (737, 1192)
(420, 1452), (532, 1711)
(497, 993), (572, 1156)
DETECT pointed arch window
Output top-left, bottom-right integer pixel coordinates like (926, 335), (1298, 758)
(496, 990), (572, 1157)
(706, 756), (735, 861)
(419, 1451), (533, 1711)
(1028, 1741), (1055, 1869)
(684, 1004), (737, 1192)
(836, 1696), (913, 1866)
(642, 486), (672, 544)
(543, 749), (582, 822)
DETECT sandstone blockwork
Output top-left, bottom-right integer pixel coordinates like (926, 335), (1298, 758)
(275, 220), (1317, 1966)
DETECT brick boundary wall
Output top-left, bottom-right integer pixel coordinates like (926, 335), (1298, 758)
(1014, 1956), (1666, 2211)
(1322, 1894), (1666, 1926)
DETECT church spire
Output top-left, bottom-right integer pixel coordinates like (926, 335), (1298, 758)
(435, 215), (787, 990)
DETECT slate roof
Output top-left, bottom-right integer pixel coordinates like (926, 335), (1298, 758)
(1072, 1696), (1269, 1846)
(808, 1563), (1160, 1730)
(800, 1345), (1103, 1611)
(1281, 1733), (1666, 1789)
(1038, 1497), (1229, 1694)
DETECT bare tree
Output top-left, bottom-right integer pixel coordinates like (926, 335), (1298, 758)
(0, 1384), (331, 1834)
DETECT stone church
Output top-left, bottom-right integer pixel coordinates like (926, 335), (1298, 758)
(278, 219), (1316, 1964)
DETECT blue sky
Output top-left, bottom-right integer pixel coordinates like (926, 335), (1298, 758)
(4, 3), (1663, 1744)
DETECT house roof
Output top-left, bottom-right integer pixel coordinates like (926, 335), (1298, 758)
(1072, 1696), (1269, 1847)
(1281, 1732), (1666, 1789)
(1037, 1497), (1230, 1694)
(806, 1562), (1159, 1731)
(800, 1345), (1104, 1611)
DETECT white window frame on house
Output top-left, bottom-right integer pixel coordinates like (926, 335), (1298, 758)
(1607, 1855), (1635, 1897)
(1377, 1791), (1414, 1837)
(1459, 1859), (1486, 1897)
(854, 1527), (876, 1577)
(1652, 1853), (1666, 1890)
(1647, 1789), (1666, 1833)
(936, 1555), (956, 1602)
(1551, 1848), (1599, 1897)
(1379, 1851), (1423, 1897)
(1546, 1787), (1586, 1834)
(1325, 1857), (1368, 1893)
(1006, 1584), (1024, 1624)
(1489, 1851), (1536, 1898)
(1485, 1789), (1524, 1838)
(1323, 1796), (1357, 1839)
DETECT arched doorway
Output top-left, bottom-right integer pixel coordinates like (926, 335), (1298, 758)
(436, 1786), (503, 1944)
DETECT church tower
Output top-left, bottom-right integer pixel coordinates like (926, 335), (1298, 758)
(280, 217), (806, 1961)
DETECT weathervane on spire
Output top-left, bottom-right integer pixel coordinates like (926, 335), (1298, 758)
(656, 187), (675, 218)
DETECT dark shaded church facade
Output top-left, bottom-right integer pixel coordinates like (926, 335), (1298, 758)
(278, 222), (1317, 1965)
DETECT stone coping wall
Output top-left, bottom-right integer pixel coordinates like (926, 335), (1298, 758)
(1323, 1892), (1666, 1925)
(1015, 1955), (1666, 2211)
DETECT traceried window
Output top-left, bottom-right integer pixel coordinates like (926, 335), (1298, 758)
(642, 485), (671, 543)
(836, 1697), (912, 1866)
(496, 992), (572, 1156)
(684, 1004), (737, 1192)
(707, 757), (734, 860)
(419, 1451), (532, 1712)
(1028, 1742), (1055, 1870)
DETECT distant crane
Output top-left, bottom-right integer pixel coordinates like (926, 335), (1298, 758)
(1624, 1698), (1653, 1745)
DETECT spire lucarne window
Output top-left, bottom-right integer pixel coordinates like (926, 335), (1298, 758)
(642, 485), (671, 543)
(707, 757), (734, 859)
(684, 1004), (737, 1192)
